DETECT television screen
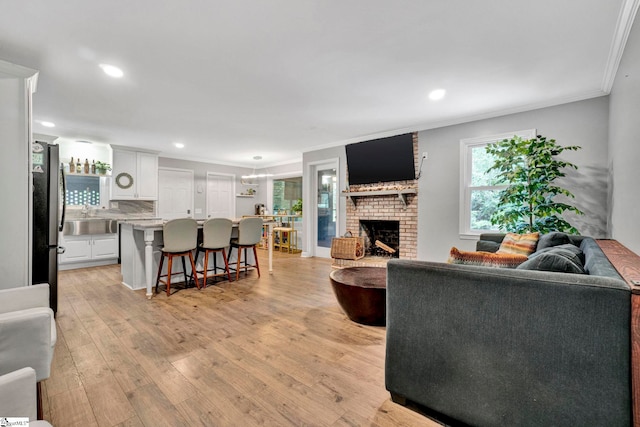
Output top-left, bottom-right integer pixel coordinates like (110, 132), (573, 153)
(345, 133), (415, 185)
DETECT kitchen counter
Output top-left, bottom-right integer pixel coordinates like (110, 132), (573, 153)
(119, 219), (275, 298)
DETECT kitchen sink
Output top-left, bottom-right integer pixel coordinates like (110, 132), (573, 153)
(63, 219), (118, 235)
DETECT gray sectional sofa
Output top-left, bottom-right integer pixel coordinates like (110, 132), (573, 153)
(385, 233), (631, 426)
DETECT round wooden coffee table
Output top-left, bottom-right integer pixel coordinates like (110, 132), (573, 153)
(329, 266), (386, 326)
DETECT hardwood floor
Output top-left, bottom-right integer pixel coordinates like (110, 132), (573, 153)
(42, 251), (440, 427)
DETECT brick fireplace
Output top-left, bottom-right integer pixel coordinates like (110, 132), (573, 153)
(344, 133), (418, 260)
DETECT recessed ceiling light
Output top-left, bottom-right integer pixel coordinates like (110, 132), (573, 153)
(99, 64), (124, 78)
(40, 121), (55, 128)
(174, 142), (185, 148)
(253, 155), (263, 160)
(428, 89), (446, 101)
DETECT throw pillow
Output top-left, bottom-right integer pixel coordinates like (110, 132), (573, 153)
(517, 250), (586, 274)
(496, 232), (540, 256)
(537, 232), (572, 250)
(448, 247), (528, 269)
(536, 243), (585, 265)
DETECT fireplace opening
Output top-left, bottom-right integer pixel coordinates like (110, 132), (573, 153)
(359, 220), (400, 258)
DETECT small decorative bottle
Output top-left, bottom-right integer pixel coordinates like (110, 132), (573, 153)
(69, 157), (75, 173)
(84, 159), (90, 174)
(91, 160), (96, 174)
(76, 157), (81, 173)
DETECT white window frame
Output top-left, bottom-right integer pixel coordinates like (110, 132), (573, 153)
(459, 129), (536, 239)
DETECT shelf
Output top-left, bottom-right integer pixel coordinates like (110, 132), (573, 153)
(341, 188), (417, 208)
(236, 194), (255, 198)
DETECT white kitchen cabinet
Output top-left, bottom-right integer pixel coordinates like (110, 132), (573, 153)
(110, 147), (159, 200)
(59, 233), (118, 269)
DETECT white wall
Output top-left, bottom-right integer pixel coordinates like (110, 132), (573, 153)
(609, 13), (640, 254)
(417, 96), (611, 261)
(0, 61), (37, 289)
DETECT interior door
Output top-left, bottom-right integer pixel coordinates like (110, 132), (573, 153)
(158, 168), (194, 219)
(313, 161), (338, 258)
(206, 173), (235, 219)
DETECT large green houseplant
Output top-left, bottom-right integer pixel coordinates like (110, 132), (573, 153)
(485, 135), (583, 234)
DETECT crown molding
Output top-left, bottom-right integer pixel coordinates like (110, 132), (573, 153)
(602, 0), (640, 93)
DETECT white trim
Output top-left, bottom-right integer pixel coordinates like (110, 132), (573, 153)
(602, 0), (640, 92)
(459, 129), (536, 238)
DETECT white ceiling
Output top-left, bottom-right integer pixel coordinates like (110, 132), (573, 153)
(0, 0), (636, 167)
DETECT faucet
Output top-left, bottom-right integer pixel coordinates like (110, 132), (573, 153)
(81, 187), (91, 217)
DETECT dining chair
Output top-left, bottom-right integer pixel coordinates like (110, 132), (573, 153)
(229, 217), (263, 280)
(192, 218), (233, 286)
(155, 218), (200, 296)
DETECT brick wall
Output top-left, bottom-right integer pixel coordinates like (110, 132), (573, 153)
(345, 133), (418, 259)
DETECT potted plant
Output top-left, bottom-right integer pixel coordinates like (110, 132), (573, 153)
(485, 135), (583, 234)
(95, 161), (111, 175)
(291, 199), (302, 215)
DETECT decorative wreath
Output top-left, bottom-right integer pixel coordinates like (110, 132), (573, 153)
(115, 172), (134, 189)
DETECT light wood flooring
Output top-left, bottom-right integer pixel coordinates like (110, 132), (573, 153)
(41, 251), (440, 427)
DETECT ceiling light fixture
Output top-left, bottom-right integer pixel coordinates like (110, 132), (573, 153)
(40, 121), (55, 128)
(242, 155), (273, 179)
(99, 63), (124, 78)
(428, 89), (446, 101)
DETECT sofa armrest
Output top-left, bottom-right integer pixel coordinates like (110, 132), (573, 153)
(0, 367), (38, 420)
(0, 307), (56, 381)
(0, 283), (50, 314)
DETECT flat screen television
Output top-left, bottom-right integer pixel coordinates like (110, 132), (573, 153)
(345, 133), (415, 185)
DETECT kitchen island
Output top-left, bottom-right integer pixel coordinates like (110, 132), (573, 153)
(120, 219), (274, 298)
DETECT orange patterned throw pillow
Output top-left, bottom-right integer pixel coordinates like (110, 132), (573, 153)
(448, 247), (528, 269)
(496, 232), (540, 256)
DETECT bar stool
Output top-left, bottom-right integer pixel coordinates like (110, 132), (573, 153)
(155, 218), (200, 296)
(229, 217), (263, 280)
(273, 227), (297, 253)
(192, 218), (233, 286)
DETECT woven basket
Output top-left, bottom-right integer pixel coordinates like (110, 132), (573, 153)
(331, 236), (365, 260)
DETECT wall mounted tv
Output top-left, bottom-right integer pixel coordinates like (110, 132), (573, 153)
(345, 133), (415, 186)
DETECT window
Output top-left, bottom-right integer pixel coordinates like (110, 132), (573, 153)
(272, 176), (302, 213)
(459, 129), (536, 238)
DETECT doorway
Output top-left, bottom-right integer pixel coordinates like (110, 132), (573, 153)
(310, 160), (339, 258)
(157, 168), (194, 219)
(206, 173), (235, 219)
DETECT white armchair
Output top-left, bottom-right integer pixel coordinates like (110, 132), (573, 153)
(0, 367), (53, 426)
(0, 283), (56, 381)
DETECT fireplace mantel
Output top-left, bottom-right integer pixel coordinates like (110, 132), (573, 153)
(342, 188), (417, 208)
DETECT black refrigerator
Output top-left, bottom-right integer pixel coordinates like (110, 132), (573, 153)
(32, 141), (65, 315)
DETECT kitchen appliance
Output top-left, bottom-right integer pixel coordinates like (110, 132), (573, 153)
(255, 203), (265, 215)
(31, 141), (65, 315)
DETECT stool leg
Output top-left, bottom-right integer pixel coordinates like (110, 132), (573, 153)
(253, 245), (261, 277)
(190, 248), (201, 286)
(189, 251), (200, 289)
(203, 249), (209, 288)
(166, 255), (173, 296)
(222, 248), (231, 282)
(236, 247), (242, 281)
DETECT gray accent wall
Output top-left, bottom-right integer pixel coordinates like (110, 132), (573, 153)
(609, 14), (640, 254)
(417, 96), (610, 261)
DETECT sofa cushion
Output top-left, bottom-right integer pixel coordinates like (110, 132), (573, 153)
(537, 243), (585, 265)
(517, 248), (586, 274)
(476, 240), (501, 253)
(448, 247), (528, 268)
(497, 232), (539, 256)
(537, 232), (572, 250)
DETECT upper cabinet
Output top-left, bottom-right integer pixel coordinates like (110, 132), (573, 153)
(110, 146), (159, 200)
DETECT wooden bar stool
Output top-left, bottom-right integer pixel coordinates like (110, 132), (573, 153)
(191, 218), (233, 286)
(229, 217), (263, 280)
(155, 218), (200, 296)
(273, 227), (297, 253)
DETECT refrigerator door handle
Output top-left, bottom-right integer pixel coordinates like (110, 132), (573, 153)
(59, 164), (66, 232)
(57, 246), (66, 254)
